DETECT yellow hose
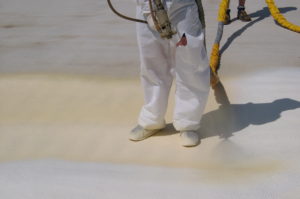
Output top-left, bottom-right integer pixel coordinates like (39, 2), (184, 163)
(218, 0), (230, 22)
(210, 43), (220, 74)
(265, 0), (300, 33)
(210, 44), (220, 87)
(209, 0), (229, 87)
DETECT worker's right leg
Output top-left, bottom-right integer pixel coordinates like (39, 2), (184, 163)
(130, 4), (174, 141)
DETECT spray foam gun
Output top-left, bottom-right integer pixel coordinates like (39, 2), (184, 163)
(148, 0), (176, 39)
(106, 0), (176, 39)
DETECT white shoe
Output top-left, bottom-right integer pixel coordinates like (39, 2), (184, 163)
(180, 131), (200, 147)
(129, 125), (161, 141)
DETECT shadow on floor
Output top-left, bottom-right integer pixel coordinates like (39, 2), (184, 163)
(156, 82), (300, 139)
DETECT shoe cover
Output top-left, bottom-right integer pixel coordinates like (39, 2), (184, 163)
(129, 125), (161, 141)
(180, 131), (200, 147)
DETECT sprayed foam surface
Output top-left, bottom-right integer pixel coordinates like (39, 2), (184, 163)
(0, 69), (300, 199)
(0, 159), (299, 199)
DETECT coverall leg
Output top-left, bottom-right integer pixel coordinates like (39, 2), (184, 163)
(136, 0), (210, 131)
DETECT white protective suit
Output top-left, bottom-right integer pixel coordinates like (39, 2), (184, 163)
(136, 0), (210, 131)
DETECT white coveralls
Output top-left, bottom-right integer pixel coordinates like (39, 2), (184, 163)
(136, 0), (210, 131)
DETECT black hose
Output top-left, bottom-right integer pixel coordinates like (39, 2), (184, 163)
(107, 0), (147, 24)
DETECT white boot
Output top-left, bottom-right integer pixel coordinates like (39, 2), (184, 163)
(180, 131), (200, 147)
(129, 125), (162, 141)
